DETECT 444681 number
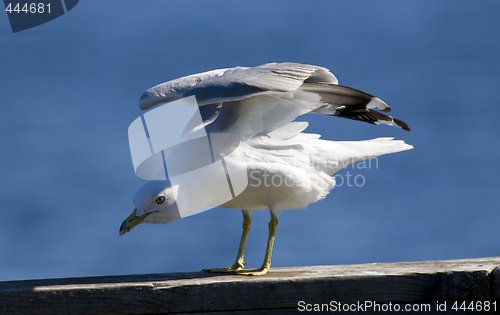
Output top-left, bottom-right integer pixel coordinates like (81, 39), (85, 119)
(5, 3), (51, 14)
(452, 301), (497, 312)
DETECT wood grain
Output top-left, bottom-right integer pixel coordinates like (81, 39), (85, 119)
(1, 257), (499, 315)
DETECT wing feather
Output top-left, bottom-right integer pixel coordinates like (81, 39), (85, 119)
(138, 63), (410, 139)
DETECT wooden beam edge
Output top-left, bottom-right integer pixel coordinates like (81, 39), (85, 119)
(0, 257), (499, 315)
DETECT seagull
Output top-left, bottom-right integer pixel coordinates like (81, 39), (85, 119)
(119, 62), (412, 275)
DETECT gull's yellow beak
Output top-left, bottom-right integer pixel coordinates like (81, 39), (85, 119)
(119, 209), (148, 236)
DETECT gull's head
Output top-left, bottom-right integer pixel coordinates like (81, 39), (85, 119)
(119, 180), (180, 236)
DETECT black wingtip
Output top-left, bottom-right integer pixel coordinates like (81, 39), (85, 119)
(393, 117), (411, 131)
(333, 106), (411, 131)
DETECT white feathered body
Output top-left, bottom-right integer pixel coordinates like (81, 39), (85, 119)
(128, 63), (412, 225)
(220, 132), (412, 212)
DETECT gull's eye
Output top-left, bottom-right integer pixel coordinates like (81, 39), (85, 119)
(156, 195), (165, 204)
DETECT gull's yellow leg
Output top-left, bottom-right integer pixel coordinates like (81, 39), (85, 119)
(237, 210), (278, 276)
(203, 210), (251, 273)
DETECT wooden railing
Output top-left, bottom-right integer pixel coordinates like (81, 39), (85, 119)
(1, 257), (499, 314)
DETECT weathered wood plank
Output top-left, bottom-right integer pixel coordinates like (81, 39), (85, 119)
(1, 257), (499, 315)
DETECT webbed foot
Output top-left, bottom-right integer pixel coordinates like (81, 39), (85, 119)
(235, 265), (270, 276)
(202, 260), (247, 273)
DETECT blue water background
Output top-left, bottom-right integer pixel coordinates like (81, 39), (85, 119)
(1, 0), (499, 281)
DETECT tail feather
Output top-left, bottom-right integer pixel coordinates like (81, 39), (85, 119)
(321, 137), (413, 175)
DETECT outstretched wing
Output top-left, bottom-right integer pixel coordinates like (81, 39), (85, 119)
(139, 63), (337, 109)
(138, 62), (410, 140)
